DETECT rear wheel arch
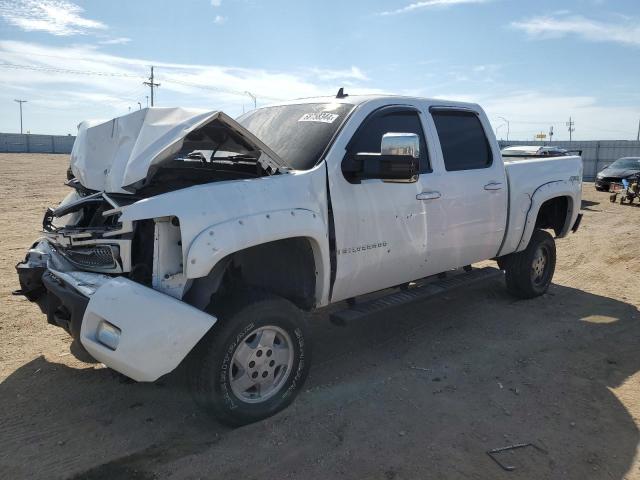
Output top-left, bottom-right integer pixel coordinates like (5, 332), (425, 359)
(534, 195), (572, 236)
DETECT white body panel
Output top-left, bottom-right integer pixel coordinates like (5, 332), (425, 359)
(500, 155), (583, 255)
(80, 276), (216, 382)
(417, 103), (508, 273)
(325, 98), (509, 301)
(118, 162), (331, 305)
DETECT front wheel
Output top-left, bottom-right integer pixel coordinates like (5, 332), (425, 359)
(188, 292), (312, 426)
(503, 229), (556, 299)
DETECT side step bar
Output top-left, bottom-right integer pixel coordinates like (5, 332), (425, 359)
(330, 267), (503, 325)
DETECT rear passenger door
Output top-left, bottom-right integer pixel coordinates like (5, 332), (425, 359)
(425, 107), (507, 269)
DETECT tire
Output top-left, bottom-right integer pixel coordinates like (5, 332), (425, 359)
(503, 229), (556, 299)
(188, 291), (312, 426)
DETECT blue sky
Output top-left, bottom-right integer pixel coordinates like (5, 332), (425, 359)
(0, 0), (638, 140)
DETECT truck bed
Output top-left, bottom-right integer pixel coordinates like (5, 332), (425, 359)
(500, 155), (583, 256)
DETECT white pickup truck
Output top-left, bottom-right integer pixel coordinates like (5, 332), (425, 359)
(16, 94), (583, 425)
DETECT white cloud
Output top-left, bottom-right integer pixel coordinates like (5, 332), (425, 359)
(380, 0), (491, 16)
(511, 14), (640, 47)
(309, 66), (369, 82)
(211, 0), (222, 6)
(213, 15), (227, 25)
(0, 40), (378, 133)
(99, 37), (132, 45)
(0, 0), (106, 36)
(435, 90), (640, 140)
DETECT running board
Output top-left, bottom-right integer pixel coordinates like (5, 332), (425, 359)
(330, 267), (503, 325)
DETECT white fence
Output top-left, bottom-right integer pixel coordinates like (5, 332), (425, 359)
(499, 140), (640, 181)
(0, 133), (75, 154)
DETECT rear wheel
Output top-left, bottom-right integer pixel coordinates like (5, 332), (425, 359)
(188, 292), (311, 426)
(503, 229), (556, 299)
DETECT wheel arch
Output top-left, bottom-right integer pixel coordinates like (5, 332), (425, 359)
(183, 209), (330, 310)
(515, 180), (580, 253)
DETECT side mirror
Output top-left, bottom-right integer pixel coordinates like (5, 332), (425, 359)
(381, 132), (420, 158)
(353, 132), (419, 182)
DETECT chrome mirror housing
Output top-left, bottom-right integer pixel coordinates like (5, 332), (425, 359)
(381, 133), (420, 159)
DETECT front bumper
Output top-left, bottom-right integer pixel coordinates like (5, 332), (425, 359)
(16, 240), (217, 382)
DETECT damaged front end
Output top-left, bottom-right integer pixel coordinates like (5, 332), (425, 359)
(14, 107), (287, 381)
(16, 188), (136, 339)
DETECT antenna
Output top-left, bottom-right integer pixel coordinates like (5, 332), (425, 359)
(336, 87), (348, 99)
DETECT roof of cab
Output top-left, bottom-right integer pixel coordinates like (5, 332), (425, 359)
(264, 93), (481, 111)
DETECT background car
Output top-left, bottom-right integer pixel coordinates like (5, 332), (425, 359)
(501, 145), (571, 157)
(595, 157), (640, 191)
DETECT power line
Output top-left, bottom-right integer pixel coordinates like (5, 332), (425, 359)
(163, 77), (286, 103)
(0, 61), (143, 78)
(0, 61), (287, 105)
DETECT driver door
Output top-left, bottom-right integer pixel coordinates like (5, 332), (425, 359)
(328, 105), (432, 302)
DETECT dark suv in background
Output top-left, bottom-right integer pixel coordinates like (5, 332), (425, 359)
(595, 157), (640, 191)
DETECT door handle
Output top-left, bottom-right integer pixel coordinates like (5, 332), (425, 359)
(484, 182), (503, 191)
(416, 191), (441, 201)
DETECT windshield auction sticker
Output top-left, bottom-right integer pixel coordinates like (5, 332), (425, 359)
(298, 112), (339, 123)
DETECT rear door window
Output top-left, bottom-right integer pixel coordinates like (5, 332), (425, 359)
(431, 110), (492, 171)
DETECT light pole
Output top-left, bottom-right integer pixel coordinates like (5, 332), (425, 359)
(14, 99), (27, 134)
(245, 91), (257, 110)
(497, 116), (509, 141)
(137, 102), (142, 110)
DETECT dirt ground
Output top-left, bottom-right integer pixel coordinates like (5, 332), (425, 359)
(1, 153), (639, 480)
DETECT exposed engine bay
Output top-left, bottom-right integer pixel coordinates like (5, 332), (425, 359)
(33, 108), (286, 301)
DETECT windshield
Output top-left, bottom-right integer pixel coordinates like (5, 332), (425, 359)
(238, 103), (354, 170)
(610, 157), (640, 169)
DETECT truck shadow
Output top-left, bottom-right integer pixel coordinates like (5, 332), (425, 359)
(1, 281), (639, 479)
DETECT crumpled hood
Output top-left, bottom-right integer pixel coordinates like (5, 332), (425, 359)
(70, 107), (285, 194)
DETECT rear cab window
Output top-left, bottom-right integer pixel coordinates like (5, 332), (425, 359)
(431, 109), (492, 171)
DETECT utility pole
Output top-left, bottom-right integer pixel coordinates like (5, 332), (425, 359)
(497, 116), (509, 141)
(566, 116), (575, 141)
(143, 66), (160, 106)
(14, 99), (27, 134)
(636, 119), (639, 141)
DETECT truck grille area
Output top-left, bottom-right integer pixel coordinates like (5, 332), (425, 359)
(60, 245), (119, 271)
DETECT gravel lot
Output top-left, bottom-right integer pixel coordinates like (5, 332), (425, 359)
(1, 153), (639, 480)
